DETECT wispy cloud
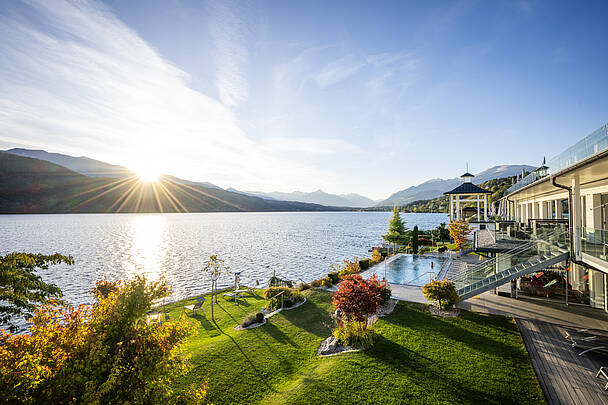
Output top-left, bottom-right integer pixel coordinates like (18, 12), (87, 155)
(207, 0), (250, 107)
(0, 0), (344, 191)
(314, 54), (365, 88)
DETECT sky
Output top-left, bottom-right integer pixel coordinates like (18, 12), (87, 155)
(0, 0), (607, 200)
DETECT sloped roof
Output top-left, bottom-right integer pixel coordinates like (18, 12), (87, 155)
(444, 182), (491, 195)
(460, 172), (474, 177)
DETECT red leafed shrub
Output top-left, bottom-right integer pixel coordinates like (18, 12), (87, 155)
(332, 274), (384, 326)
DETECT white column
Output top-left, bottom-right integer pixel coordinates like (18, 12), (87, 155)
(484, 195), (488, 221)
(572, 176), (581, 260)
(477, 196), (480, 220)
(449, 195), (453, 221)
(456, 195), (460, 220)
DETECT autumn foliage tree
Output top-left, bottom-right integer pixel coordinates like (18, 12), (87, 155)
(0, 276), (207, 404)
(332, 274), (384, 328)
(448, 219), (471, 252)
(0, 252), (73, 332)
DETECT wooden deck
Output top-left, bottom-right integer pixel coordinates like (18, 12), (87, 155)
(518, 319), (608, 405)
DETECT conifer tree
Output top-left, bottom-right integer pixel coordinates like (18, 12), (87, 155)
(382, 206), (409, 253)
(412, 225), (419, 254)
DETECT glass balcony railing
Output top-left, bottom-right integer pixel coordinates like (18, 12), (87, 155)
(507, 123), (608, 194)
(580, 227), (608, 262)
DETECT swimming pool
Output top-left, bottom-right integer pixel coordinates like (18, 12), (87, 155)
(367, 254), (449, 286)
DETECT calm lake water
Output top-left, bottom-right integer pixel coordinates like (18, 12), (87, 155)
(1, 212), (448, 307)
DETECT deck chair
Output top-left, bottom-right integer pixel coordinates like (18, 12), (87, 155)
(184, 299), (204, 315)
(571, 336), (608, 356)
(597, 367), (608, 390)
(564, 327), (608, 342)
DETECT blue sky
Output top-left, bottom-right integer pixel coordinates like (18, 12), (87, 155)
(1, 0), (607, 199)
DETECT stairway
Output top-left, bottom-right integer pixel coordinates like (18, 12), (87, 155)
(451, 227), (570, 301)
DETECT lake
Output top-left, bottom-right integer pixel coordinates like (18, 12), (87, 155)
(1, 212), (448, 307)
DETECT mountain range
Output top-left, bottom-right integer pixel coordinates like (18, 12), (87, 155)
(0, 151), (340, 213)
(231, 189), (377, 208)
(376, 165), (535, 207)
(1, 147), (535, 212)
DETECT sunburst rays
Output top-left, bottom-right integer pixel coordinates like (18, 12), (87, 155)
(65, 175), (245, 213)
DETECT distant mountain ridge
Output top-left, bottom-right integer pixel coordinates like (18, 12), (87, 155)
(5, 148), (133, 178)
(3, 148), (224, 190)
(377, 165), (534, 207)
(235, 189), (376, 208)
(0, 152), (341, 213)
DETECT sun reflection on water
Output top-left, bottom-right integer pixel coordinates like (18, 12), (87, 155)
(125, 215), (166, 280)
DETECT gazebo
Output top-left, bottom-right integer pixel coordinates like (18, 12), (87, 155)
(444, 172), (491, 222)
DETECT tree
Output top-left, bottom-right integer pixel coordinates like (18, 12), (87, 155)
(448, 219), (471, 252)
(412, 225), (420, 254)
(332, 274), (384, 328)
(0, 276), (206, 404)
(0, 253), (73, 333)
(432, 223), (451, 243)
(371, 249), (383, 264)
(422, 279), (460, 310)
(382, 206), (409, 253)
(203, 255), (230, 322)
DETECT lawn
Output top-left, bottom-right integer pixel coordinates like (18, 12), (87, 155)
(163, 289), (544, 404)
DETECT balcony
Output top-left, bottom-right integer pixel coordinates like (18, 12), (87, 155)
(507, 123), (608, 195)
(581, 227), (608, 263)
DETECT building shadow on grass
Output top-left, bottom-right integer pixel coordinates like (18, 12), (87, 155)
(368, 336), (510, 403)
(382, 302), (518, 358)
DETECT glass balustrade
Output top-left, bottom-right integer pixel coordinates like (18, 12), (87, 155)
(580, 227), (608, 262)
(507, 124), (608, 195)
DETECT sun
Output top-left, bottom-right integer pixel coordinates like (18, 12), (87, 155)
(137, 169), (161, 182)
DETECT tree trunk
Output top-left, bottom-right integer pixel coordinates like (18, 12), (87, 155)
(211, 280), (215, 321)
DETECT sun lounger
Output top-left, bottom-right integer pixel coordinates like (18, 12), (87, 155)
(564, 327), (608, 342)
(184, 299), (204, 315)
(597, 367), (608, 390)
(146, 312), (163, 325)
(571, 336), (608, 356)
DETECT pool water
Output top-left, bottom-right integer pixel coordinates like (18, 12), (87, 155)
(368, 254), (448, 286)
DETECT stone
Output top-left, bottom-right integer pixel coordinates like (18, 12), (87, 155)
(318, 336), (340, 355)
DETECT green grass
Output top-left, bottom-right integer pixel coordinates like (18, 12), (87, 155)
(163, 290), (543, 404)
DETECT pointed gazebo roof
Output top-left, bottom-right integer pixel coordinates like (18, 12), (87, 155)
(444, 182), (491, 195)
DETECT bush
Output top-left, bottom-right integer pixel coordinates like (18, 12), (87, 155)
(291, 290), (305, 303)
(379, 284), (392, 304)
(438, 246), (447, 253)
(322, 277), (333, 288)
(0, 276), (206, 404)
(241, 313), (258, 328)
(422, 280), (460, 310)
(310, 279), (322, 288)
(328, 272), (341, 284)
(332, 274), (383, 325)
(359, 258), (372, 270)
(371, 250), (383, 264)
(333, 320), (377, 349)
(263, 286), (293, 300)
(298, 282), (311, 291)
(283, 298), (294, 307)
(338, 257), (361, 278)
(268, 276), (293, 288)
(256, 312), (265, 323)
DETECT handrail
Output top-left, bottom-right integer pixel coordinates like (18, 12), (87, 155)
(436, 256), (453, 280)
(404, 271), (436, 286)
(449, 227), (568, 284)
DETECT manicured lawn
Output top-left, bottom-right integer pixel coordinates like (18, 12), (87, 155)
(163, 289), (543, 404)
